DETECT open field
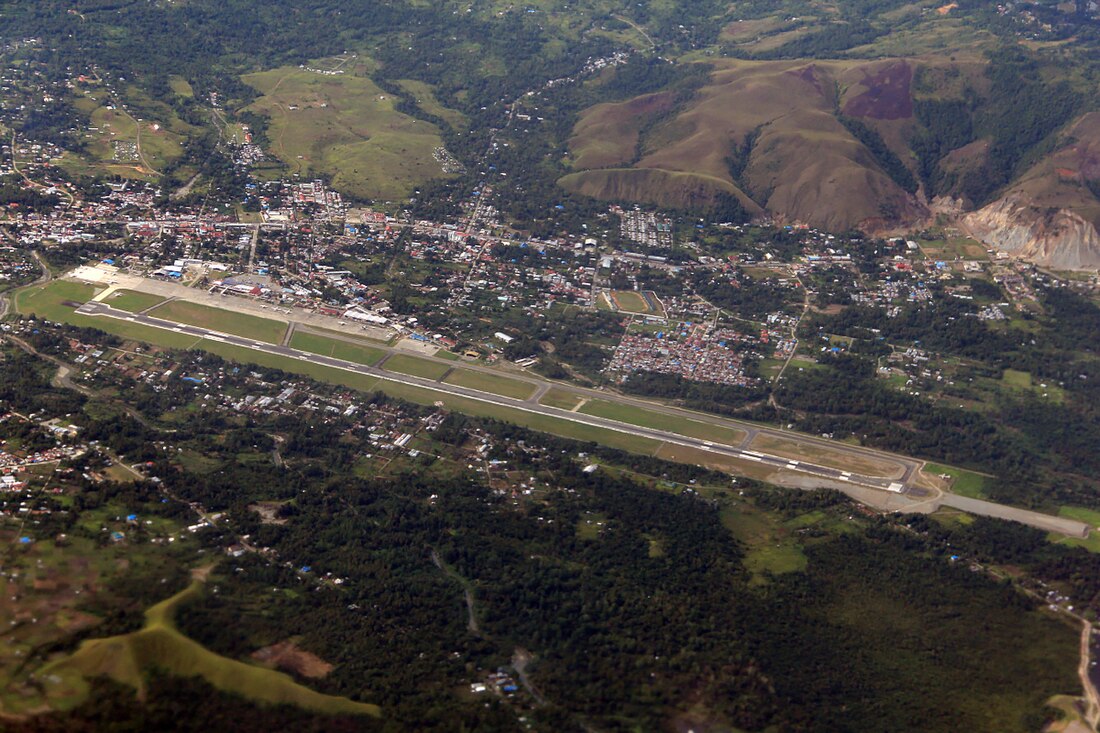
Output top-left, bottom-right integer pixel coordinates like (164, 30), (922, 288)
(539, 388), (586, 410)
(16, 282), (205, 349)
(382, 353), (451, 380)
(1001, 368), (1065, 403)
(721, 502), (808, 582)
(750, 434), (901, 478)
(41, 581), (380, 717)
(15, 280), (98, 321)
(149, 301), (287, 344)
(104, 289), (168, 313)
(289, 330), (385, 366)
(580, 399), (747, 446)
(243, 66), (449, 201)
(442, 368), (536, 400)
(924, 461), (990, 499)
(59, 82), (192, 180)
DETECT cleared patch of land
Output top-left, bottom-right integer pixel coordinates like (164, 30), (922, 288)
(1001, 368), (1065, 403)
(244, 66), (449, 201)
(150, 300), (287, 344)
(442, 369), (536, 400)
(721, 502), (808, 583)
(750, 434), (901, 478)
(41, 581), (379, 717)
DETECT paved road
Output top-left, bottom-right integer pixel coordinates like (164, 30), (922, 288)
(72, 300), (1093, 538)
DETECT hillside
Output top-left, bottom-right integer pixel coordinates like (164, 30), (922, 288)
(962, 112), (1100, 269)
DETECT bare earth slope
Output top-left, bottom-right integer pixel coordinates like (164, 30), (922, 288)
(963, 112), (1100, 269)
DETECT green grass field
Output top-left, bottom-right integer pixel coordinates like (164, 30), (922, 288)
(15, 281), (98, 320)
(41, 581), (380, 717)
(442, 369), (536, 400)
(1001, 368), (1065, 403)
(539, 388), (586, 410)
(289, 330), (385, 366)
(243, 66), (450, 201)
(15, 281), (202, 348)
(59, 83), (191, 180)
(105, 289), (168, 313)
(720, 503), (808, 583)
(579, 399), (746, 446)
(150, 301), (287, 344)
(924, 462), (991, 499)
(382, 353), (451, 380)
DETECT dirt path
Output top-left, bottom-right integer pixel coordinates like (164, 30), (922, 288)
(431, 549), (480, 635)
(511, 648), (548, 707)
(612, 13), (657, 49)
(771, 273), (810, 400)
(1079, 622), (1100, 731)
(117, 106), (159, 176)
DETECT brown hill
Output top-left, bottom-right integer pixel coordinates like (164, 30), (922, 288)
(562, 58), (929, 231)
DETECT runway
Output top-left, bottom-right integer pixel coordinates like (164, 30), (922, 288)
(73, 300), (1092, 538)
(77, 300), (907, 492)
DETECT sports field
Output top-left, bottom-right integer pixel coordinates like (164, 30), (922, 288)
(243, 66), (449, 201)
(609, 290), (664, 316)
(443, 368), (536, 400)
(149, 300), (287, 344)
